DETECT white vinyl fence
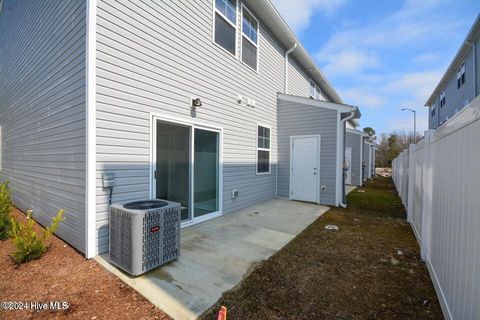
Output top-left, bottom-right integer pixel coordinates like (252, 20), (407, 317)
(392, 96), (480, 320)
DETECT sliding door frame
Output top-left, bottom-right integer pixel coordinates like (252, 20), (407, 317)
(149, 113), (224, 228)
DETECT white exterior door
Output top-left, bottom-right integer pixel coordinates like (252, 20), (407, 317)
(345, 147), (352, 185)
(290, 135), (320, 203)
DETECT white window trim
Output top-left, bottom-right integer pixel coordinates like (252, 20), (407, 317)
(212, 0), (239, 59)
(309, 79), (323, 100)
(315, 85), (322, 100)
(240, 4), (259, 72)
(309, 79), (315, 98)
(256, 124), (271, 175)
(149, 112), (224, 229)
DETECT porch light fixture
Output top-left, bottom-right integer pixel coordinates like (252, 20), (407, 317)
(190, 97), (202, 108)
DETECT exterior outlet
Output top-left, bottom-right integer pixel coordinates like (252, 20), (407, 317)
(320, 185), (327, 192)
(231, 189), (239, 199)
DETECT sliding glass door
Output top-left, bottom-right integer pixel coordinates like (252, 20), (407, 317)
(194, 129), (219, 218)
(155, 120), (220, 223)
(156, 122), (191, 221)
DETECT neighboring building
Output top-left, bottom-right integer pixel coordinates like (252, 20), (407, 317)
(0, 0), (361, 258)
(426, 14), (480, 129)
(362, 139), (375, 180)
(345, 129), (368, 186)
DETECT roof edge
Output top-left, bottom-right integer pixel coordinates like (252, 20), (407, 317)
(278, 93), (360, 118)
(425, 14), (480, 106)
(245, 0), (343, 104)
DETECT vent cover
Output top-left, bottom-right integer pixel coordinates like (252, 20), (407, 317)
(109, 199), (181, 276)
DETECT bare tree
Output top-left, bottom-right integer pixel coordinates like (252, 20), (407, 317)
(376, 131), (422, 167)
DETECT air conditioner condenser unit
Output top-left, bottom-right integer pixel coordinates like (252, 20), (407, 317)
(109, 199), (181, 276)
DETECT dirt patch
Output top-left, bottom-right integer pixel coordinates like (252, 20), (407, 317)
(201, 177), (443, 320)
(0, 208), (171, 320)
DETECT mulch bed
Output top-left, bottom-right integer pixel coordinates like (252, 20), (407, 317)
(201, 177), (443, 319)
(0, 208), (171, 320)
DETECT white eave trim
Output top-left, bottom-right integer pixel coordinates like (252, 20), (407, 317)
(278, 93), (360, 117)
(346, 128), (368, 136)
(85, 0), (97, 259)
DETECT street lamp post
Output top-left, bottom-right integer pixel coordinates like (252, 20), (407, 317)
(401, 108), (417, 144)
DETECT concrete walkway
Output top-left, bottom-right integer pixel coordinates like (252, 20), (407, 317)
(95, 199), (329, 320)
(346, 185), (357, 195)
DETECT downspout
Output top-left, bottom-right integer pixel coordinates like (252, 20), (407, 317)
(338, 109), (357, 208)
(473, 40), (477, 97)
(284, 43), (297, 94)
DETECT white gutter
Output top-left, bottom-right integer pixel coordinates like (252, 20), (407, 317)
(284, 43), (297, 94)
(338, 109), (357, 208)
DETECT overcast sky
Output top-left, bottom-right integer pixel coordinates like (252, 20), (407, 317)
(271, 0), (480, 135)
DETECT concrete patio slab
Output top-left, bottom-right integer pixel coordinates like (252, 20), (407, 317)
(95, 199), (329, 320)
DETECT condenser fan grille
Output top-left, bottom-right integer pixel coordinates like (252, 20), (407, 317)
(124, 200), (168, 210)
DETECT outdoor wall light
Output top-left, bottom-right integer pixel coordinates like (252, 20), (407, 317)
(190, 97), (202, 108)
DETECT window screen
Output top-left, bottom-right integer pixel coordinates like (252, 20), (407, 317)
(215, 13), (236, 55)
(242, 37), (257, 70)
(257, 126), (270, 174)
(242, 7), (258, 71)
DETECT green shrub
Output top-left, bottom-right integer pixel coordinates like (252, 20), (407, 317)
(0, 181), (12, 240)
(10, 209), (65, 264)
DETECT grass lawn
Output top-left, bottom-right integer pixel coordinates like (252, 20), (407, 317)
(201, 176), (443, 319)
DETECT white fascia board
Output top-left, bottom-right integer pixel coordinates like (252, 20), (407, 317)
(85, 0), (97, 259)
(278, 93), (359, 116)
(346, 128), (368, 136)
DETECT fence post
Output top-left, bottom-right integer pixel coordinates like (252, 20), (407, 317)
(407, 144), (416, 223)
(420, 130), (435, 261)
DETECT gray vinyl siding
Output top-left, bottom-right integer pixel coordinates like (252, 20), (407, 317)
(363, 141), (369, 180)
(430, 46), (477, 129)
(477, 38), (480, 96)
(345, 131), (362, 186)
(93, 0), (314, 253)
(288, 58), (311, 97)
(277, 98), (338, 206)
(0, 0), (87, 252)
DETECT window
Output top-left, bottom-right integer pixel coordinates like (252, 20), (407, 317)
(315, 85), (322, 100)
(457, 62), (465, 89)
(241, 6), (258, 71)
(439, 90), (446, 108)
(309, 80), (316, 98)
(431, 105), (436, 117)
(309, 80), (323, 100)
(214, 0), (237, 56)
(257, 125), (270, 174)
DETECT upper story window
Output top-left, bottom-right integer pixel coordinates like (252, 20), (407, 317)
(315, 85), (322, 100)
(214, 0), (237, 56)
(431, 104), (436, 117)
(257, 125), (271, 174)
(457, 62), (465, 89)
(309, 80), (315, 98)
(439, 90), (446, 108)
(241, 6), (259, 71)
(309, 80), (322, 100)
